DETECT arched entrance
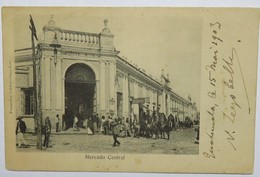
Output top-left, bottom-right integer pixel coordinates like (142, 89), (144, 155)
(64, 63), (96, 129)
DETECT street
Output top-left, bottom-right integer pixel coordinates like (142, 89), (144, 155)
(17, 128), (199, 154)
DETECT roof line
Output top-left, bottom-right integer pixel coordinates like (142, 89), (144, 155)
(117, 55), (190, 104)
(15, 48), (32, 52)
(117, 55), (162, 86)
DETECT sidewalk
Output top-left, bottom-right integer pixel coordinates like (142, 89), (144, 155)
(52, 127), (105, 135)
(17, 128), (199, 154)
(52, 128), (88, 135)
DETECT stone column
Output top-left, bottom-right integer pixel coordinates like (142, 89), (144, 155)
(41, 57), (45, 110)
(45, 57), (51, 110)
(122, 74), (126, 118)
(161, 91), (166, 114)
(61, 60), (65, 116)
(95, 80), (100, 114)
(55, 55), (62, 110)
(124, 74), (129, 118)
(38, 55), (45, 123)
(166, 94), (170, 116)
(133, 81), (139, 121)
(109, 62), (116, 112)
(150, 90), (153, 107)
(50, 57), (56, 109)
(114, 73), (118, 117)
(99, 61), (106, 116)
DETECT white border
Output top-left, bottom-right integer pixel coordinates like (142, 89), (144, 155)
(0, 1), (259, 177)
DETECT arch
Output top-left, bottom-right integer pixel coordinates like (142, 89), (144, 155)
(64, 63), (97, 129)
(65, 63), (96, 83)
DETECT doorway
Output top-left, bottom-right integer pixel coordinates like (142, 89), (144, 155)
(64, 63), (96, 129)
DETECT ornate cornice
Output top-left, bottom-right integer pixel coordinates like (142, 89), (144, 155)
(39, 42), (119, 57)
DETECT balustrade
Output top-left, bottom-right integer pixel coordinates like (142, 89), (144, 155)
(59, 29), (100, 46)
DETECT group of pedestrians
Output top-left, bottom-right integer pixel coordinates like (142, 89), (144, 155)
(71, 114), (122, 147)
(16, 114), (200, 149)
(99, 116), (137, 147)
(105, 117), (137, 137)
(80, 114), (101, 134)
(16, 115), (60, 149)
(15, 115), (130, 149)
(109, 117), (140, 147)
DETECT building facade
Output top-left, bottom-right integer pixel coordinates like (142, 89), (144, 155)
(15, 17), (198, 131)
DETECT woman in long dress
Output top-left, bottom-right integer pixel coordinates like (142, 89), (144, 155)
(100, 116), (106, 134)
(92, 115), (98, 133)
(87, 117), (94, 135)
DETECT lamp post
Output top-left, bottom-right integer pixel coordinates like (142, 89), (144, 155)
(49, 33), (61, 65)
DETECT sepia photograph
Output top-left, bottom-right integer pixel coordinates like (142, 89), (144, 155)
(14, 11), (201, 154)
(2, 7), (259, 174)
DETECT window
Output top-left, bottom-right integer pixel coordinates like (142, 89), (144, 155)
(23, 89), (34, 115)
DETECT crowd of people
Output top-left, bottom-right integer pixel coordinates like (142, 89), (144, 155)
(69, 113), (188, 141)
(16, 113), (200, 149)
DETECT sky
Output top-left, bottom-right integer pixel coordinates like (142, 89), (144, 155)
(13, 8), (202, 108)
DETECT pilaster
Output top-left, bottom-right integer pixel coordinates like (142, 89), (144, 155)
(99, 61), (106, 116)
(109, 62), (116, 112)
(45, 57), (51, 109)
(55, 55), (62, 110)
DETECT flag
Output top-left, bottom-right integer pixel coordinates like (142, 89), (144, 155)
(29, 15), (38, 41)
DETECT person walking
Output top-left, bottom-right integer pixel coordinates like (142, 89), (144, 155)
(73, 115), (80, 131)
(55, 114), (60, 132)
(92, 114), (98, 133)
(108, 116), (113, 130)
(43, 117), (51, 149)
(124, 118), (131, 137)
(100, 116), (106, 134)
(16, 117), (27, 148)
(112, 119), (121, 147)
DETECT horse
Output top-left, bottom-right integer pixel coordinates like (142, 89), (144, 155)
(139, 120), (146, 137)
(151, 121), (160, 140)
(139, 120), (152, 138)
(138, 119), (155, 139)
(184, 117), (193, 128)
(132, 122), (140, 138)
(159, 120), (172, 140)
(158, 112), (166, 122)
(102, 119), (114, 135)
(145, 122), (156, 139)
(138, 120), (160, 140)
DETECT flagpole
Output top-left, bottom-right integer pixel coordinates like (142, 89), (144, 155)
(30, 15), (42, 149)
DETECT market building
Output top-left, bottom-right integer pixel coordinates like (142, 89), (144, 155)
(15, 17), (198, 131)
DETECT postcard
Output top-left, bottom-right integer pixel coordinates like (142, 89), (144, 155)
(2, 7), (259, 173)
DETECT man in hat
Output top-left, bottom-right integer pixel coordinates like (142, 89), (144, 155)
(43, 117), (51, 149)
(16, 117), (27, 148)
(55, 114), (60, 132)
(112, 119), (121, 147)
